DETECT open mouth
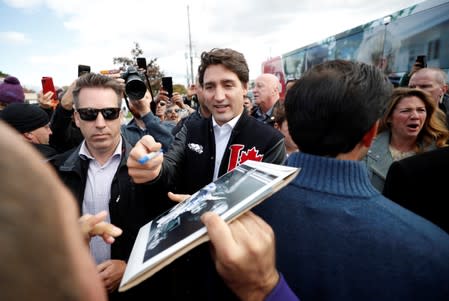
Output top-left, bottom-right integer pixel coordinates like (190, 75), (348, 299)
(407, 124), (420, 129)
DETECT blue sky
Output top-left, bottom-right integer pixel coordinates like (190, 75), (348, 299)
(0, 2), (80, 89)
(1, 0), (424, 91)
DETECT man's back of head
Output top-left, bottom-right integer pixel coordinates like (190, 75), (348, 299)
(285, 60), (392, 157)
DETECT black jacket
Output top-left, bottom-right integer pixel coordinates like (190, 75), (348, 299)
(149, 112), (286, 300)
(160, 112), (286, 195)
(383, 146), (449, 233)
(33, 143), (58, 161)
(51, 137), (173, 300)
(440, 93), (449, 127)
(49, 104), (83, 153)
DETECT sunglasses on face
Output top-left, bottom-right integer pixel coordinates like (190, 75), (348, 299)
(166, 108), (181, 114)
(76, 107), (121, 121)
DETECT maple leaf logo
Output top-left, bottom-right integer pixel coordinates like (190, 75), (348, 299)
(240, 147), (263, 163)
(227, 145), (264, 171)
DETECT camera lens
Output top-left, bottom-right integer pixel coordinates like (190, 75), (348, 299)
(122, 67), (147, 101)
(125, 76), (146, 100)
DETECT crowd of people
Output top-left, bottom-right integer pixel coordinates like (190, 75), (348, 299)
(1, 48), (449, 301)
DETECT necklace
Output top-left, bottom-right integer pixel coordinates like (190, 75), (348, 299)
(389, 145), (415, 161)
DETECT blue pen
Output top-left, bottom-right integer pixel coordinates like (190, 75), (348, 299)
(137, 150), (163, 164)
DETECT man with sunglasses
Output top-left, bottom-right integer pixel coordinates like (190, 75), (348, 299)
(154, 99), (167, 120)
(50, 73), (173, 301)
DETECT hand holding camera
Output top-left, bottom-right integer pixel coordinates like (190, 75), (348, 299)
(121, 66), (147, 101)
(127, 90), (152, 119)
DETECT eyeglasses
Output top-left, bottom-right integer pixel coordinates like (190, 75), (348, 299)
(157, 101), (166, 107)
(76, 107), (121, 121)
(166, 108), (182, 114)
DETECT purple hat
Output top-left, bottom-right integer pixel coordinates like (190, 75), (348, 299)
(0, 76), (25, 105)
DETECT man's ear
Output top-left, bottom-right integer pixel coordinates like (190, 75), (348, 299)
(23, 132), (34, 143)
(74, 111), (81, 128)
(361, 120), (379, 148)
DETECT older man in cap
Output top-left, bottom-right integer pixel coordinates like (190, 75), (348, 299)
(0, 103), (57, 160)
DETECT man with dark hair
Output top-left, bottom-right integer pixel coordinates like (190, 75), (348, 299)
(128, 48), (286, 300)
(254, 60), (449, 300)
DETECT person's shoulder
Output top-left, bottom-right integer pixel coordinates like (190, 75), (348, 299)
(122, 118), (137, 128)
(243, 114), (283, 137)
(49, 146), (79, 167)
(397, 146), (449, 169)
(183, 113), (210, 129)
(250, 105), (259, 116)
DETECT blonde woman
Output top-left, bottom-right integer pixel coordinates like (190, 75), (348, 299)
(365, 87), (449, 191)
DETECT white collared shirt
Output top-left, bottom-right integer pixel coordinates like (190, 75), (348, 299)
(212, 114), (241, 180)
(80, 138), (122, 264)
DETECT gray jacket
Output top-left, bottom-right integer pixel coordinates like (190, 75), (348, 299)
(365, 131), (436, 191)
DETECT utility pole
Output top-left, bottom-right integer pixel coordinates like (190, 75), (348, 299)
(187, 5), (194, 86)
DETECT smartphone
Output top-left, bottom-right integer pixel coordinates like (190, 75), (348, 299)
(78, 64), (91, 77)
(137, 57), (147, 70)
(162, 76), (173, 98)
(416, 55), (427, 68)
(41, 76), (58, 108)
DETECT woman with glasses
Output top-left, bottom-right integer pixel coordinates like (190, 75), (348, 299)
(165, 103), (181, 123)
(365, 87), (449, 191)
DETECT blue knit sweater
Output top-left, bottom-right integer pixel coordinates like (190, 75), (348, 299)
(255, 152), (449, 301)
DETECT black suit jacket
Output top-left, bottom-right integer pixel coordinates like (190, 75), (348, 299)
(383, 146), (449, 233)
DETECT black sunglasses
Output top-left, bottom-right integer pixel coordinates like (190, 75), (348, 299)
(76, 107), (121, 121)
(166, 108), (182, 114)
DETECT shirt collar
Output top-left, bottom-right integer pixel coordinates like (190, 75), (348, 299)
(212, 113), (241, 130)
(79, 137), (123, 161)
(256, 105), (274, 118)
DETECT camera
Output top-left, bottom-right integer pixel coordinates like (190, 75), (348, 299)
(78, 65), (91, 77)
(121, 66), (147, 101)
(415, 55), (427, 68)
